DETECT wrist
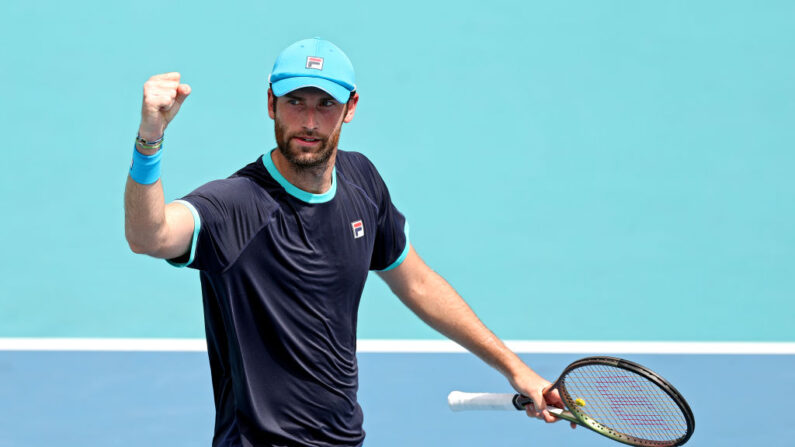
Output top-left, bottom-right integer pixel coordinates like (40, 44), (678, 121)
(137, 123), (164, 143)
(130, 141), (163, 184)
(135, 143), (161, 156)
(505, 358), (535, 383)
(135, 133), (164, 154)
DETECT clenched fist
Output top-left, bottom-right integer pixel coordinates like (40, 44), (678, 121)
(138, 72), (191, 144)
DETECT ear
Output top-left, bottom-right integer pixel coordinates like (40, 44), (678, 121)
(267, 88), (276, 120)
(343, 92), (359, 123)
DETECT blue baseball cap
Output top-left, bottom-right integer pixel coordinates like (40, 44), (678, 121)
(269, 37), (356, 104)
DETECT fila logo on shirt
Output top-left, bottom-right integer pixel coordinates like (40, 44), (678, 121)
(351, 220), (364, 239)
(306, 57), (324, 70)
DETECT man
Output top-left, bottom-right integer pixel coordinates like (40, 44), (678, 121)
(125, 37), (567, 446)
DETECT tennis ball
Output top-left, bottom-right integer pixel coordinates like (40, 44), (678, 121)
(574, 398), (586, 407)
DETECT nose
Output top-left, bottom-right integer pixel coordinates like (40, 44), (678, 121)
(302, 107), (318, 131)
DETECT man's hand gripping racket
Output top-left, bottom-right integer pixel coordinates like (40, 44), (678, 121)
(448, 356), (695, 446)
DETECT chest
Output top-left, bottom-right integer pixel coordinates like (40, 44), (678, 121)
(263, 185), (378, 277)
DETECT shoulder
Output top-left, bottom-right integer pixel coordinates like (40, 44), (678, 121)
(336, 149), (394, 209)
(183, 158), (278, 218)
(336, 150), (385, 185)
(187, 176), (265, 206)
(192, 157), (274, 200)
(336, 149), (379, 171)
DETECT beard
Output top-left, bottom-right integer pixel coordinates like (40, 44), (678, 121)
(274, 120), (342, 170)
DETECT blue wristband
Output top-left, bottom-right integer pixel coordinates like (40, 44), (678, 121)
(129, 143), (162, 184)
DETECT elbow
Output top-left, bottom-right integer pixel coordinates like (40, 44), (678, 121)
(125, 229), (160, 255)
(127, 240), (152, 255)
(126, 238), (154, 255)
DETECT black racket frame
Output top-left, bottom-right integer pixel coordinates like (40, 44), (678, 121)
(513, 356), (695, 446)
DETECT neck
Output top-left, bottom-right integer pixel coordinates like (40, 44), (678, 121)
(270, 149), (337, 194)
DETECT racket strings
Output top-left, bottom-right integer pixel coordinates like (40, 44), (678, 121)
(574, 366), (685, 441)
(563, 364), (688, 443)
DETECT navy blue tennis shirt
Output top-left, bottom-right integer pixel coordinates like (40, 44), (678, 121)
(168, 150), (409, 446)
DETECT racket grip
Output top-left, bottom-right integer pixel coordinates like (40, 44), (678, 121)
(512, 395), (568, 419)
(447, 392), (522, 411)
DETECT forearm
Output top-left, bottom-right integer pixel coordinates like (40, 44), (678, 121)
(384, 251), (532, 380)
(124, 172), (168, 254)
(418, 273), (529, 377)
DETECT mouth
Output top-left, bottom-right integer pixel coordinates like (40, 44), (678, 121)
(292, 136), (322, 147)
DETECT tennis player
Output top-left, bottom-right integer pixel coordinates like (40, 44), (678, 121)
(125, 37), (566, 446)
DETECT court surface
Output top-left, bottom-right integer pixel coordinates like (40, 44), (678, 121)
(1, 349), (793, 446)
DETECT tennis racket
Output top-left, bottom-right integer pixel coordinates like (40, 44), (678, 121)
(448, 356), (695, 446)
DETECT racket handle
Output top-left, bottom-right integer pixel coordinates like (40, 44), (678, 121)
(448, 392), (578, 423)
(447, 392), (521, 411)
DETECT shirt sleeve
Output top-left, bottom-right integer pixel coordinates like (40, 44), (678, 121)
(367, 164), (410, 272)
(167, 178), (271, 272)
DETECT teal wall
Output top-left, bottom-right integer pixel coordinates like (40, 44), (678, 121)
(1, 1), (792, 341)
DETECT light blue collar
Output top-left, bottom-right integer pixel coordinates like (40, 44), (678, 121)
(262, 150), (337, 204)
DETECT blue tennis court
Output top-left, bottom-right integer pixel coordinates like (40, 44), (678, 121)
(1, 0), (793, 445)
(1, 350), (794, 446)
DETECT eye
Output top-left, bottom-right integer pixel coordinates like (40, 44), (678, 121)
(287, 99), (300, 105)
(321, 99), (337, 107)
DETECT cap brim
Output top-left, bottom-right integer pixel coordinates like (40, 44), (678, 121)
(271, 76), (352, 104)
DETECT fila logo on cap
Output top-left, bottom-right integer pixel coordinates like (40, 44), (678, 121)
(351, 220), (364, 239)
(306, 56), (324, 70)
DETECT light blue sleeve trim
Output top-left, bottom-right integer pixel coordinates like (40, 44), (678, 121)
(379, 221), (410, 272)
(166, 200), (201, 268)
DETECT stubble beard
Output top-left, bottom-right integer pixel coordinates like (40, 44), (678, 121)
(274, 120), (342, 171)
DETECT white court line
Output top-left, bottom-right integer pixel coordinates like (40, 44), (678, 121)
(358, 339), (795, 354)
(0, 338), (207, 352)
(0, 338), (793, 354)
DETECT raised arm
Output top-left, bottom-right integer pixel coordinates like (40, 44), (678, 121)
(124, 72), (194, 259)
(377, 245), (566, 424)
